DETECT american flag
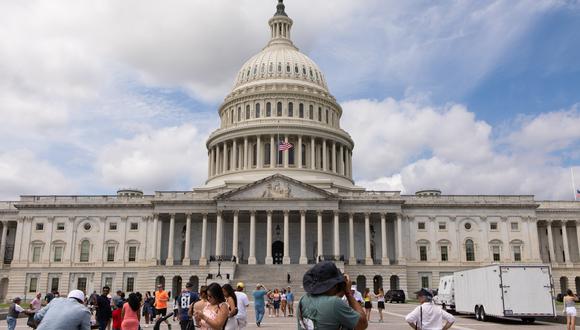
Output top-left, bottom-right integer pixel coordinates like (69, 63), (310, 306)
(278, 141), (293, 151)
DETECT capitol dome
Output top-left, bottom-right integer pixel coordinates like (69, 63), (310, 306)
(205, 0), (355, 189)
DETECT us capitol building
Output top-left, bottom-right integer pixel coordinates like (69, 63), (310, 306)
(1, 1), (579, 301)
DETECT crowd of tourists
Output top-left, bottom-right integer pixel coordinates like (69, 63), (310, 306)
(6, 260), (459, 330)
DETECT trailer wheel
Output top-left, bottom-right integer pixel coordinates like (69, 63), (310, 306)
(474, 306), (481, 321)
(479, 306), (487, 322)
(521, 318), (535, 324)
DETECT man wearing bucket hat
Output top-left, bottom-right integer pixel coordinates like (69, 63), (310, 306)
(297, 261), (368, 329)
(405, 288), (455, 330)
(35, 289), (92, 330)
(235, 282), (250, 329)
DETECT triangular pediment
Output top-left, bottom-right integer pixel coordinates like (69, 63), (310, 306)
(215, 174), (337, 201)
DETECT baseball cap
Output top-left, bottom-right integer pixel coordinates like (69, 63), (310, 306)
(68, 289), (85, 302)
(303, 261), (345, 295)
(236, 282), (244, 289)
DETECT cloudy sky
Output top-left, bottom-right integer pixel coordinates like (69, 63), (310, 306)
(1, 0), (579, 200)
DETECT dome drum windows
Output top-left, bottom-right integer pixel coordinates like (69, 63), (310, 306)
(299, 103), (304, 118)
(277, 102), (283, 117)
(245, 105), (251, 120)
(288, 102), (293, 117)
(266, 102), (272, 117)
(255, 103), (261, 118)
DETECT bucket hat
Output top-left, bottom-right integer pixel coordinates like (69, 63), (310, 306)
(303, 261), (344, 295)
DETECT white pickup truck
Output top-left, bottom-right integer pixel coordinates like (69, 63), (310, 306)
(434, 264), (555, 324)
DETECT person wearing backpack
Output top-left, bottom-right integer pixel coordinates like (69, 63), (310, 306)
(297, 261), (368, 330)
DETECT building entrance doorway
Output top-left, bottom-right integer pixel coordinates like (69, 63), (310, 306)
(273, 241), (283, 264)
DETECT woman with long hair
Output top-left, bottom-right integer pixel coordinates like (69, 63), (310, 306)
(363, 288), (372, 322)
(121, 292), (141, 330)
(280, 289), (287, 317)
(222, 284), (239, 330)
(564, 289), (578, 330)
(377, 288), (385, 323)
(190, 285), (208, 321)
(272, 288), (281, 317)
(194, 283), (229, 330)
(143, 291), (154, 325)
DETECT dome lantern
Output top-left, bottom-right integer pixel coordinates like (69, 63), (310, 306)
(268, 0), (294, 47)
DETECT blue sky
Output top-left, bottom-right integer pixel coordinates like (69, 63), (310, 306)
(0, 0), (579, 200)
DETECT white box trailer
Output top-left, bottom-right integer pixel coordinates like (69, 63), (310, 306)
(451, 264), (555, 323)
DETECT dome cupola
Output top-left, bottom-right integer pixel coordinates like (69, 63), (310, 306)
(205, 0), (355, 189)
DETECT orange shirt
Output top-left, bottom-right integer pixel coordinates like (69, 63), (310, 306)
(155, 290), (169, 309)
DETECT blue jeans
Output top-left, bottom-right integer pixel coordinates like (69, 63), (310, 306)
(255, 304), (265, 323)
(97, 318), (109, 330)
(6, 316), (16, 330)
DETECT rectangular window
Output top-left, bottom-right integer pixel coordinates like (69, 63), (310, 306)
(492, 246), (501, 262)
(126, 277), (135, 292)
(105, 277), (113, 288)
(128, 246), (137, 262)
(490, 222), (498, 230)
(418, 222), (426, 230)
(309, 105), (313, 120)
(421, 276), (430, 289)
(510, 222), (519, 231)
(440, 246), (448, 261)
(53, 246), (63, 262)
(109, 223), (117, 231)
(438, 222), (446, 230)
(29, 277), (38, 293)
(318, 107), (322, 121)
(35, 223), (44, 231)
(419, 246), (428, 261)
(107, 246), (115, 262)
(77, 277), (87, 292)
(51, 277), (59, 292)
(130, 223), (138, 230)
(513, 246), (522, 261)
(56, 222), (65, 231)
(32, 246), (42, 262)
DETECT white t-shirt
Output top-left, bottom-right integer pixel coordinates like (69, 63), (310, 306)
(405, 302), (455, 330)
(235, 291), (250, 319)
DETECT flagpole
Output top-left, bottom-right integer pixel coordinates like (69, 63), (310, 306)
(572, 167), (578, 201)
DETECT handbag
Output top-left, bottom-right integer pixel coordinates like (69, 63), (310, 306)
(27, 313), (38, 329)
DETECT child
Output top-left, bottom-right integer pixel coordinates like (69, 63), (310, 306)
(111, 301), (123, 330)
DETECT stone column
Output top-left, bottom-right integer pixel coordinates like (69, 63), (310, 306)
(167, 214), (175, 265)
(339, 145), (344, 175)
(232, 211), (239, 263)
(365, 213), (373, 265)
(210, 148), (215, 177)
(257, 136), (262, 169)
(547, 221), (555, 263)
(310, 137), (316, 170)
(348, 213), (355, 264)
(244, 137), (249, 170)
(215, 144), (221, 174)
(283, 135), (289, 168)
(270, 135), (276, 168)
(223, 142), (228, 172)
(322, 139), (327, 171)
(207, 150), (212, 177)
(215, 212), (223, 256)
(283, 210), (290, 264)
(333, 211), (340, 257)
(381, 213), (388, 265)
(332, 142), (337, 173)
(183, 214), (191, 265)
(232, 139), (237, 170)
(317, 211), (323, 260)
(299, 210), (307, 264)
(396, 213), (405, 264)
(200, 213), (207, 265)
(562, 221), (571, 265)
(248, 211), (256, 264)
(0, 221), (8, 266)
(298, 136), (303, 169)
(155, 214), (162, 261)
(266, 211), (273, 264)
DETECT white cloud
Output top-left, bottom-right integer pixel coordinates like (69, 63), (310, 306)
(97, 124), (209, 192)
(343, 98), (580, 199)
(0, 150), (74, 200)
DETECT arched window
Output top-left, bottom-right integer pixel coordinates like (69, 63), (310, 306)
(237, 107), (241, 122)
(309, 105), (314, 119)
(80, 240), (90, 262)
(288, 102), (293, 117)
(189, 276), (199, 292)
(288, 145), (295, 165)
(264, 143), (271, 165)
(373, 275), (383, 294)
(465, 239), (475, 261)
(255, 103), (261, 118)
(325, 109), (329, 123)
(156, 276), (165, 287)
(301, 144), (306, 167)
(299, 103), (304, 118)
(266, 102), (271, 117)
(172, 276), (182, 299)
(390, 275), (400, 290)
(277, 102), (283, 117)
(561, 276), (569, 294)
(277, 63), (282, 72)
(318, 107), (322, 121)
(245, 105), (250, 120)
(356, 275), (366, 294)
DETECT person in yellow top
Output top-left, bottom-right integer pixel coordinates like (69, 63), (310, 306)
(363, 288), (372, 322)
(155, 284), (171, 329)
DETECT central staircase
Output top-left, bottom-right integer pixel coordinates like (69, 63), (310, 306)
(233, 264), (312, 300)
